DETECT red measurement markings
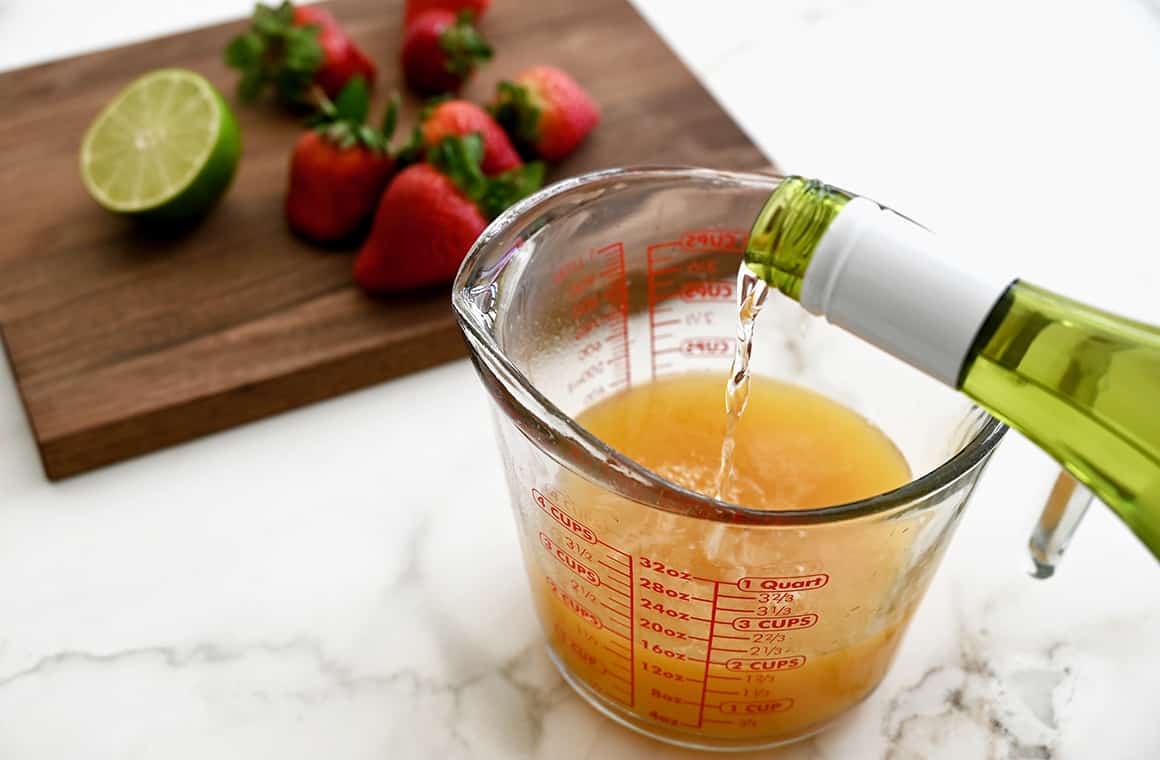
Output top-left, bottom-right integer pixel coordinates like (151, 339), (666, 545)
(532, 489), (596, 543)
(679, 280), (735, 303)
(599, 242), (631, 393)
(718, 698), (794, 715)
(731, 614), (819, 632)
(723, 655), (807, 672)
(647, 710), (700, 730)
(680, 228), (747, 252)
(679, 336), (734, 358)
(737, 574), (830, 592)
(647, 240), (682, 377)
(695, 581), (720, 728)
(564, 242), (629, 405)
(543, 576), (603, 629)
(650, 686), (695, 706)
(646, 235), (743, 378)
(539, 532), (600, 586)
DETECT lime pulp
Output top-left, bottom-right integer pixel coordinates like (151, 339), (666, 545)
(80, 68), (241, 221)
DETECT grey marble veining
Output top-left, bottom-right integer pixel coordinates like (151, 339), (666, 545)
(2, 0), (1160, 757)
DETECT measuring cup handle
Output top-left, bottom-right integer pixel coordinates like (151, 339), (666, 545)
(1028, 470), (1094, 579)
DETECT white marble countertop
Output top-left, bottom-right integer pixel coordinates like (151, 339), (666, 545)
(3, 1), (1159, 758)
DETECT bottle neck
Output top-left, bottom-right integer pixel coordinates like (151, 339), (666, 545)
(745, 177), (852, 301)
(745, 177), (1012, 387)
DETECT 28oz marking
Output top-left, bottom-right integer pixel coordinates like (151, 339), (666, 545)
(638, 578), (692, 601)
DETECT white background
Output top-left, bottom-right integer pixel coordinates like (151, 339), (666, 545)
(2, 1), (1159, 758)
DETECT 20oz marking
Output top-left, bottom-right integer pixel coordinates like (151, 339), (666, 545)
(638, 616), (689, 640)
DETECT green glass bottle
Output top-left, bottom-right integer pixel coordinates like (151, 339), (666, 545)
(745, 177), (1160, 558)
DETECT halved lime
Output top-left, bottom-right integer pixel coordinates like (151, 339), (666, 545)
(80, 68), (241, 221)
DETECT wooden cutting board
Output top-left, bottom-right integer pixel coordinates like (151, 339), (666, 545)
(0, 0), (769, 480)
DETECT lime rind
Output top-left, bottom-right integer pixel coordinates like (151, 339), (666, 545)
(80, 68), (240, 220)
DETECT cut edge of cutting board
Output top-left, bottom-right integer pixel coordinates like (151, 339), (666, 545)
(30, 317), (465, 480)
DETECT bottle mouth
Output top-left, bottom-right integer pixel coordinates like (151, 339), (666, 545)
(452, 166), (1007, 526)
(744, 176), (852, 302)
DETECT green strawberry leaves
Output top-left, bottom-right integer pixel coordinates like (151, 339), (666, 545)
(333, 76), (371, 123)
(491, 80), (541, 148)
(439, 11), (493, 77)
(479, 162), (545, 220)
(429, 134), (544, 220)
(308, 79), (399, 152)
(224, 1), (323, 105)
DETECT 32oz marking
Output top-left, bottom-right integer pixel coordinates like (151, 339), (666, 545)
(638, 557), (693, 580)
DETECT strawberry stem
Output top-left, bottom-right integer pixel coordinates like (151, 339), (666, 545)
(224, 1), (324, 106)
(428, 134), (544, 220)
(439, 10), (493, 77)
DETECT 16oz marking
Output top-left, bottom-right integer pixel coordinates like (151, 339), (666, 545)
(640, 639), (689, 661)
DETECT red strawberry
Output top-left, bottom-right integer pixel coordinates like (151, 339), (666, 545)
(225, 1), (376, 106)
(491, 66), (600, 161)
(285, 80), (399, 243)
(401, 10), (492, 95)
(420, 100), (521, 175)
(295, 5), (377, 99)
(404, 0), (491, 24)
(355, 135), (544, 293)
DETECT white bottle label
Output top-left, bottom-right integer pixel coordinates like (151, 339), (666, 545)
(799, 197), (1012, 387)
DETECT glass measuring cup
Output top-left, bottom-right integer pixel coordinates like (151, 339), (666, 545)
(453, 168), (1006, 751)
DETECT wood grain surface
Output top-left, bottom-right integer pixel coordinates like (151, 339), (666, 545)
(0, 0), (768, 479)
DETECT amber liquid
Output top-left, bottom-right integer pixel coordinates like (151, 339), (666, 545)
(527, 373), (923, 747)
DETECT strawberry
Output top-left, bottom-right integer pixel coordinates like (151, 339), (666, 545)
(225, 1), (376, 107)
(419, 100), (521, 175)
(491, 66), (600, 161)
(401, 10), (492, 95)
(354, 134), (544, 293)
(285, 79), (399, 243)
(404, 0), (491, 24)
